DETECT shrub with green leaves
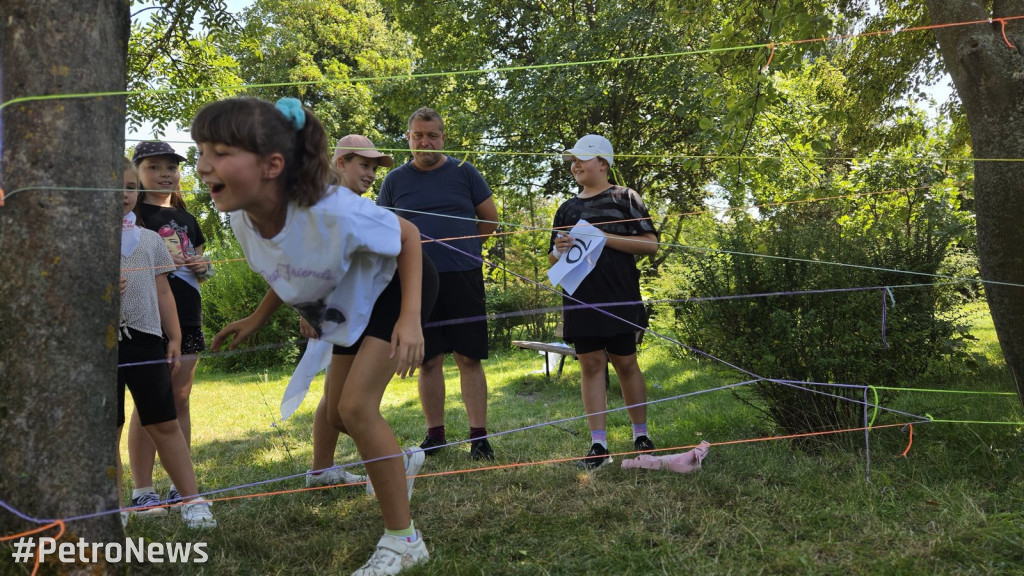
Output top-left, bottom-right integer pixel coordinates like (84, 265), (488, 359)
(656, 193), (973, 438)
(200, 237), (300, 372)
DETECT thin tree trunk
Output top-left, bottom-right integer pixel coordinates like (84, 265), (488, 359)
(0, 1), (130, 572)
(926, 0), (1024, 405)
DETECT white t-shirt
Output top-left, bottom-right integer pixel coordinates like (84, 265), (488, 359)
(230, 186), (402, 346)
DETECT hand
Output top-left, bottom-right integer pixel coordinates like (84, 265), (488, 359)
(389, 314), (424, 379)
(184, 254), (209, 275)
(552, 233), (573, 255)
(165, 339), (182, 376)
(299, 315), (317, 338)
(168, 250), (187, 267)
(299, 317), (318, 339)
(211, 315), (263, 351)
(119, 276), (127, 296)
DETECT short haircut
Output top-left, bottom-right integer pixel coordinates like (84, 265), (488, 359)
(407, 107), (444, 132)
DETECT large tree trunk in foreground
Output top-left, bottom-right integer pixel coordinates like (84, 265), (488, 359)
(0, 0), (130, 572)
(926, 0), (1024, 406)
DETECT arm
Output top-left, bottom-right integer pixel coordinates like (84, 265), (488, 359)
(390, 217), (425, 378)
(475, 197), (499, 239)
(211, 288), (284, 351)
(603, 232), (659, 256)
(548, 230), (658, 264)
(155, 272), (182, 375)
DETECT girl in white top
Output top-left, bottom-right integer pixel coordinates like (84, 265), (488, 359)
(119, 159), (215, 528)
(192, 97), (435, 576)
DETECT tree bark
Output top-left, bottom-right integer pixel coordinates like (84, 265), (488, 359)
(925, 0), (1024, 405)
(0, 1), (129, 572)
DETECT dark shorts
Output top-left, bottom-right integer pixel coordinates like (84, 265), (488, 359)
(118, 329), (178, 427)
(571, 332), (637, 356)
(423, 268), (489, 361)
(164, 326), (206, 355)
(333, 255), (439, 355)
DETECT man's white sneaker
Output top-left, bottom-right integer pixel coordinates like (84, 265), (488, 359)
(305, 466), (368, 488)
(180, 498), (216, 529)
(366, 448), (425, 500)
(351, 532), (428, 576)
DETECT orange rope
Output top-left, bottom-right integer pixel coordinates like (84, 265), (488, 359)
(899, 424), (914, 457)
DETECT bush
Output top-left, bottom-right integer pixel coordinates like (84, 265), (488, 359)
(485, 277), (561, 349)
(656, 199), (972, 440)
(200, 238), (301, 372)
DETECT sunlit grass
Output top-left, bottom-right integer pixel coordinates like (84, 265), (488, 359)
(95, 305), (1024, 575)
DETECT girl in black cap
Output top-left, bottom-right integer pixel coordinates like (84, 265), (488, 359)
(126, 140), (211, 512)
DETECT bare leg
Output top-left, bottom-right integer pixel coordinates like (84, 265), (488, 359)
(312, 374), (342, 471)
(453, 353), (487, 428)
(578, 350), (610, 432)
(417, 353), (446, 429)
(127, 410), (155, 489)
(609, 353), (647, 425)
(334, 338), (411, 530)
(142, 419), (199, 500)
(128, 355), (198, 490)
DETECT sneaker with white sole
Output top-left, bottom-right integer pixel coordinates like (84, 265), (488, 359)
(167, 486), (183, 514)
(577, 443), (613, 470)
(351, 532), (428, 576)
(366, 448), (426, 500)
(180, 498), (216, 529)
(305, 466), (369, 488)
(128, 491), (168, 518)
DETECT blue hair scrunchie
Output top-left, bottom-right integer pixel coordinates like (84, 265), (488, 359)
(275, 97), (306, 130)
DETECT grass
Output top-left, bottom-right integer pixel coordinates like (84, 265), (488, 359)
(7, 306), (1023, 575)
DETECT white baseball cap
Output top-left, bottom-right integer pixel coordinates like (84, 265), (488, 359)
(562, 134), (614, 166)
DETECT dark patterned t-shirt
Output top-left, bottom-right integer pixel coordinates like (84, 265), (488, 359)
(549, 186), (658, 340)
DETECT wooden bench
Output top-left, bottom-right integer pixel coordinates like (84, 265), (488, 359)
(512, 340), (576, 379)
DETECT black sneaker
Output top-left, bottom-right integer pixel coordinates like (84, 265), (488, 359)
(577, 443), (612, 470)
(469, 438), (494, 461)
(419, 435), (446, 456)
(634, 435), (656, 453)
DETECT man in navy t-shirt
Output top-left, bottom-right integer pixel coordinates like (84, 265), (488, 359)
(377, 107), (499, 460)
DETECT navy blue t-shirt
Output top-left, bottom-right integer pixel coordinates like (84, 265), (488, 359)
(377, 156), (492, 273)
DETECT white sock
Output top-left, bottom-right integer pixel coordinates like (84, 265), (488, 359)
(132, 486), (156, 498)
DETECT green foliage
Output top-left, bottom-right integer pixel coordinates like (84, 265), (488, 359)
(656, 165), (974, 437)
(485, 277), (560, 348)
(127, 0), (244, 134)
(230, 0), (416, 146)
(200, 237), (301, 372)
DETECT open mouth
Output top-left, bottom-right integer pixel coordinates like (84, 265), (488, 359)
(207, 183), (226, 194)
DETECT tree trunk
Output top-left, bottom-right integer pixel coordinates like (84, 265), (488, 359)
(925, 0), (1024, 406)
(0, 1), (129, 572)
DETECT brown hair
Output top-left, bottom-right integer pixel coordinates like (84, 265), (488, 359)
(407, 107), (445, 132)
(191, 97), (336, 207)
(122, 157), (147, 224)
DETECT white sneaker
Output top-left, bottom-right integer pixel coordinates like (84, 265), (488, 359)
(351, 532), (428, 576)
(180, 498), (216, 529)
(305, 466), (368, 488)
(366, 448), (425, 500)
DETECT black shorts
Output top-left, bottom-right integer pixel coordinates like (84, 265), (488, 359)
(333, 255), (439, 355)
(118, 329), (178, 427)
(423, 268), (489, 361)
(571, 332), (637, 356)
(164, 326), (206, 355)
